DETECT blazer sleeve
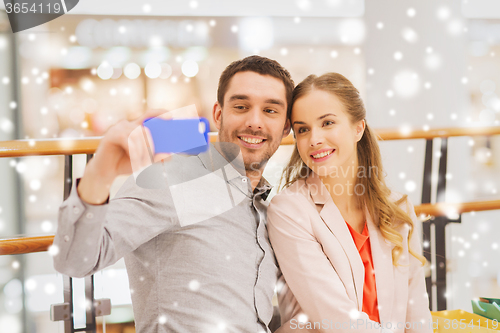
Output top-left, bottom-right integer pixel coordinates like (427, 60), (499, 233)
(403, 198), (433, 333)
(268, 192), (388, 333)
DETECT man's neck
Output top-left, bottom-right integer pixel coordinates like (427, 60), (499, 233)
(246, 169), (264, 191)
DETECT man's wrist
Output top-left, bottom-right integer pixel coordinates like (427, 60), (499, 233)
(77, 165), (113, 205)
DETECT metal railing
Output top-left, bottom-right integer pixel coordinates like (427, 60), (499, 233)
(0, 125), (499, 332)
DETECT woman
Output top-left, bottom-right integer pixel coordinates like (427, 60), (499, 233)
(267, 73), (432, 333)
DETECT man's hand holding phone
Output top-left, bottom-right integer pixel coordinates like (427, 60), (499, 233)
(77, 106), (209, 205)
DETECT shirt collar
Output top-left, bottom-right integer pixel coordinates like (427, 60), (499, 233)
(254, 177), (273, 201)
(198, 143), (273, 201)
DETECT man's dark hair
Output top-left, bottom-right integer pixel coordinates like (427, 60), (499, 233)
(217, 55), (294, 115)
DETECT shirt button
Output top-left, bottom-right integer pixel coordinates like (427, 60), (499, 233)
(242, 178), (247, 183)
(73, 207), (80, 215)
(63, 235), (70, 242)
(86, 212), (94, 219)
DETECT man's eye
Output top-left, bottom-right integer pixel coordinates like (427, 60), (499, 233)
(265, 109), (277, 114)
(235, 105), (246, 110)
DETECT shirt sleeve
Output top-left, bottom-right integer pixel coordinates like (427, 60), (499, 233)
(268, 192), (388, 333)
(53, 170), (178, 278)
(403, 198), (433, 333)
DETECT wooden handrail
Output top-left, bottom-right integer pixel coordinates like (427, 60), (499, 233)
(0, 236), (55, 255)
(373, 126), (500, 141)
(1, 126), (499, 158)
(0, 137), (102, 157)
(414, 200), (500, 217)
(1, 200), (499, 256)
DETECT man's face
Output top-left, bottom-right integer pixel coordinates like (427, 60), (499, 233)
(213, 71), (291, 172)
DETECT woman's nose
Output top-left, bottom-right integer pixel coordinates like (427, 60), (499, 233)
(309, 128), (323, 147)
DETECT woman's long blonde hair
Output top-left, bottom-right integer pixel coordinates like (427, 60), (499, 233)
(281, 73), (425, 266)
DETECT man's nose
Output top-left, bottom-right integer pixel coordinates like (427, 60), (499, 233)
(245, 108), (263, 130)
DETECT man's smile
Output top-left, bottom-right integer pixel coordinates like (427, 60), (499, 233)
(238, 135), (267, 148)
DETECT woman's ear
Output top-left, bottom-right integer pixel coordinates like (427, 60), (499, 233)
(355, 119), (366, 142)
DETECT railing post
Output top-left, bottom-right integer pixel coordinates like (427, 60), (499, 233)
(63, 155), (75, 333)
(8, 29), (30, 333)
(84, 276), (96, 332)
(421, 138), (462, 311)
(53, 154), (105, 333)
(84, 154), (97, 333)
(421, 139), (433, 310)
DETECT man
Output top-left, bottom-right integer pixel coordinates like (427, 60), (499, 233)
(53, 55), (293, 332)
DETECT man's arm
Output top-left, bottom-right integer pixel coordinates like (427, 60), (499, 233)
(52, 109), (172, 277)
(53, 173), (177, 277)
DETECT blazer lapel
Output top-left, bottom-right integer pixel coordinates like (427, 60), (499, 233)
(366, 207), (395, 323)
(306, 174), (365, 311)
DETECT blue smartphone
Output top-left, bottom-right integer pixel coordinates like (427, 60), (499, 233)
(142, 117), (210, 155)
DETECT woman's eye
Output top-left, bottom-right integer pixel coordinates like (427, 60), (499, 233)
(297, 127), (308, 134)
(323, 120), (334, 126)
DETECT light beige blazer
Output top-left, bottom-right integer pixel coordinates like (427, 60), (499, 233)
(267, 173), (432, 333)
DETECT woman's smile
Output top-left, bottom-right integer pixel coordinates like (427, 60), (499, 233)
(310, 148), (336, 162)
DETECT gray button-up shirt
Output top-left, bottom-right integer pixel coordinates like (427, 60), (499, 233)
(53, 143), (279, 333)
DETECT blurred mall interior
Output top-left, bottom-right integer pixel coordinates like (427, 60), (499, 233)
(0, 0), (500, 332)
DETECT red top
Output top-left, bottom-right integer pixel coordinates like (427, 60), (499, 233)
(345, 221), (380, 323)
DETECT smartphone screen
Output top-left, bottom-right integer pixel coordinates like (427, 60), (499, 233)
(143, 117), (210, 155)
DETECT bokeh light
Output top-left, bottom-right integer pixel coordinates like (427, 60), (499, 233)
(145, 62), (162, 79)
(392, 70), (421, 98)
(424, 53), (442, 70)
(124, 63), (141, 79)
(239, 17), (274, 51)
(97, 62), (113, 80)
(159, 63), (172, 79)
(338, 19), (365, 45)
(402, 27), (418, 43)
(181, 60), (199, 77)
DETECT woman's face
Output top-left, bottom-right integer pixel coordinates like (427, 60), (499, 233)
(291, 89), (365, 178)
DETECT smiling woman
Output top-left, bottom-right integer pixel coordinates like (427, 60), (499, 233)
(267, 73), (432, 333)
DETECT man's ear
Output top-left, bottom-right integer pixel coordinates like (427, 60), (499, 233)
(282, 118), (292, 138)
(355, 119), (366, 142)
(212, 102), (222, 131)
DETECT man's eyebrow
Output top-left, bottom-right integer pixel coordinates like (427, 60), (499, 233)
(227, 95), (285, 108)
(265, 99), (285, 107)
(228, 94), (249, 102)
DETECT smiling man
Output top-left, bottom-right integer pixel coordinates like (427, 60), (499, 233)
(214, 62), (292, 189)
(53, 55), (293, 333)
